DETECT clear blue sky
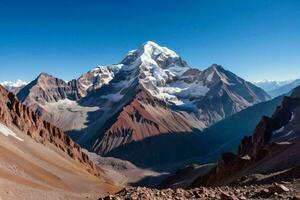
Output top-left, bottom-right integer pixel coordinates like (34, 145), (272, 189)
(0, 0), (300, 82)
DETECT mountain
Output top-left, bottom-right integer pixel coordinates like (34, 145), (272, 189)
(268, 79), (300, 97)
(254, 79), (300, 98)
(193, 85), (300, 187)
(16, 73), (86, 131)
(0, 80), (27, 94)
(195, 94), (284, 159)
(0, 85), (118, 198)
(16, 41), (270, 167)
(254, 80), (294, 92)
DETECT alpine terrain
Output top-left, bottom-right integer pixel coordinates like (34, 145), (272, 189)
(16, 41), (270, 167)
(100, 81), (300, 200)
(0, 85), (119, 199)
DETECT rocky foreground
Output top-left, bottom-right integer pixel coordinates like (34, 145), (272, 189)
(100, 180), (300, 200)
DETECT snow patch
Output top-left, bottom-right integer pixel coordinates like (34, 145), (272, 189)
(207, 72), (214, 82)
(289, 112), (295, 122)
(285, 130), (294, 137)
(0, 123), (23, 141)
(102, 93), (124, 102)
(273, 126), (285, 134)
(168, 80), (210, 98)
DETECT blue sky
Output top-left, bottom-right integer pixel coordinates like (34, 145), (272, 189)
(0, 0), (300, 83)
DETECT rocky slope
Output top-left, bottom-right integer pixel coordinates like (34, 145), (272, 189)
(199, 95), (284, 157)
(16, 41), (270, 167)
(0, 85), (100, 177)
(100, 180), (300, 200)
(93, 89), (204, 155)
(16, 73), (83, 128)
(0, 85), (120, 199)
(192, 85), (300, 187)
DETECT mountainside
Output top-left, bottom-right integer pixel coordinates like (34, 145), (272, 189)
(16, 41), (270, 167)
(200, 95), (284, 157)
(0, 85), (98, 175)
(94, 89), (204, 155)
(268, 79), (300, 97)
(0, 85), (119, 199)
(193, 85), (300, 187)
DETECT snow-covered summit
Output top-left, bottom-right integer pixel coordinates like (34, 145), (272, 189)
(140, 41), (179, 59)
(118, 41), (191, 103)
(121, 41), (189, 75)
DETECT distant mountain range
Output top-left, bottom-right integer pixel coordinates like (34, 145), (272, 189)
(255, 79), (300, 97)
(0, 80), (27, 94)
(11, 41), (271, 168)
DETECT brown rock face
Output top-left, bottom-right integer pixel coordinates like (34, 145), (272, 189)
(17, 73), (81, 105)
(16, 73), (82, 123)
(93, 89), (204, 155)
(192, 93), (300, 187)
(0, 85), (100, 177)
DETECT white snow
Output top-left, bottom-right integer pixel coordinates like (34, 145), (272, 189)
(78, 64), (123, 93)
(0, 80), (27, 88)
(289, 112), (295, 122)
(168, 80), (210, 98)
(152, 91), (184, 106)
(285, 130), (294, 137)
(102, 93), (124, 102)
(121, 41), (193, 105)
(207, 72), (214, 82)
(142, 41), (179, 58)
(0, 123), (23, 141)
(46, 99), (100, 112)
(273, 126), (285, 134)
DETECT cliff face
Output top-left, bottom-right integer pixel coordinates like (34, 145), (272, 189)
(94, 89), (204, 155)
(193, 87), (300, 187)
(0, 85), (100, 177)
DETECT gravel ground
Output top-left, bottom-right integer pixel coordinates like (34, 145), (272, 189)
(100, 179), (300, 200)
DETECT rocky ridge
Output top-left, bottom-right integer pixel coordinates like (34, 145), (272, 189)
(192, 86), (300, 187)
(0, 85), (100, 177)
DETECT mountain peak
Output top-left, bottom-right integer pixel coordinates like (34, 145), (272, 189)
(208, 64), (225, 71)
(37, 72), (53, 79)
(121, 41), (182, 66)
(140, 41), (178, 58)
(142, 40), (159, 47)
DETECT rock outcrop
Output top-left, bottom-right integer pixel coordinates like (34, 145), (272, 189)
(99, 180), (300, 200)
(0, 85), (100, 177)
(192, 86), (300, 187)
(94, 89), (203, 155)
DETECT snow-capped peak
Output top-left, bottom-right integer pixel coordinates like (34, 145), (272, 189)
(200, 64), (234, 85)
(0, 80), (27, 88)
(141, 41), (179, 58)
(121, 41), (189, 73)
(77, 64), (122, 95)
